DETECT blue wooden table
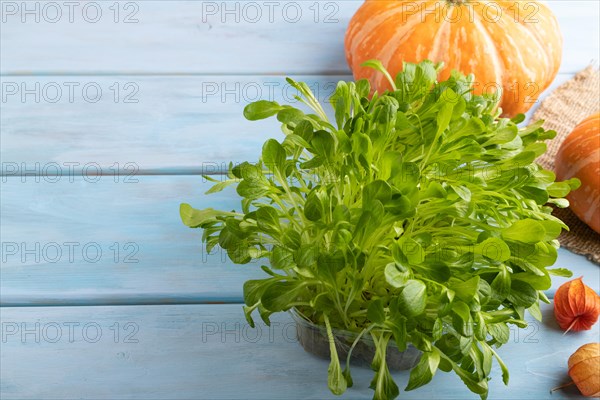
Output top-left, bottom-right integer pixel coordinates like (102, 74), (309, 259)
(1, 1), (599, 398)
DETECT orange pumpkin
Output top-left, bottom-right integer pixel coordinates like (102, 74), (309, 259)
(555, 113), (600, 233)
(344, 0), (563, 117)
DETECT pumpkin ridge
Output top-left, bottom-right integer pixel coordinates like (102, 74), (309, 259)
(426, 13), (451, 65)
(564, 150), (600, 186)
(377, 10), (424, 64)
(558, 132), (599, 157)
(346, 3), (409, 67)
(471, 12), (505, 105)
(513, 25), (550, 86)
(555, 113), (600, 232)
(373, 9), (431, 88)
(507, 2), (554, 79)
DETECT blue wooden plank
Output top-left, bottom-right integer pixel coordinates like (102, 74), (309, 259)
(1, 303), (598, 399)
(0, 74), (344, 175)
(1, 175), (598, 306)
(0, 72), (579, 175)
(1, 1), (597, 75)
(0, 176), (263, 306)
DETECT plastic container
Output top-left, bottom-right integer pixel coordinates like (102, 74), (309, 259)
(290, 309), (421, 370)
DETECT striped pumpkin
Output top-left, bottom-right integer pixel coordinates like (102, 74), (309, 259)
(344, 0), (563, 117)
(555, 113), (600, 233)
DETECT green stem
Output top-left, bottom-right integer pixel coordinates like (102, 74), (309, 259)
(345, 324), (375, 369)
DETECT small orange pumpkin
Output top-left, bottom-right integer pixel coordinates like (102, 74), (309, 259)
(344, 0), (563, 117)
(555, 113), (600, 233)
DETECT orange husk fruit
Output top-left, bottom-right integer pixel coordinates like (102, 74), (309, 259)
(569, 343), (600, 397)
(554, 277), (600, 333)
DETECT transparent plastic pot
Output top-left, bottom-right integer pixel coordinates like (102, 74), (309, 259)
(290, 309), (422, 370)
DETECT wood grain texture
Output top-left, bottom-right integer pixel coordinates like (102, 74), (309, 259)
(2, 176), (598, 306)
(1, 303), (598, 399)
(0, 74), (344, 174)
(0, 176), (264, 306)
(0, 73), (577, 174)
(1, 1), (597, 75)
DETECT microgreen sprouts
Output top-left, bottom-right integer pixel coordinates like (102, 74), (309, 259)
(181, 60), (577, 399)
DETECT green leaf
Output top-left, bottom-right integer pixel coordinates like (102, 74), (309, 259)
(331, 81), (350, 128)
(367, 299), (386, 324)
(398, 280), (427, 317)
(487, 323), (509, 344)
(546, 181), (572, 198)
(502, 219), (546, 243)
(528, 301), (542, 322)
(416, 262), (451, 283)
(507, 280), (538, 308)
(391, 162), (420, 190)
(204, 179), (235, 194)
(304, 190), (323, 221)
(384, 263), (410, 288)
(363, 180), (392, 207)
(451, 301), (473, 337)
(410, 331), (433, 352)
(324, 315), (348, 396)
(256, 206), (281, 236)
(243, 278), (275, 306)
(547, 268), (573, 277)
(406, 349), (440, 391)
(490, 267), (511, 301)
(450, 184), (472, 202)
(270, 246), (294, 270)
(475, 238), (511, 262)
(277, 107), (304, 124)
(310, 293), (334, 312)
(385, 314), (408, 351)
(243, 100), (282, 120)
(294, 119), (314, 141)
(281, 228), (301, 248)
(454, 365), (489, 396)
(362, 59), (396, 90)
(399, 238), (425, 265)
(432, 318), (443, 341)
(180, 204), (225, 228)
(236, 179), (270, 200)
(512, 271), (551, 290)
(451, 276), (480, 302)
(243, 305), (257, 328)
(295, 244), (318, 269)
(300, 155), (323, 169)
(517, 186), (549, 205)
(316, 252), (345, 283)
(474, 312), (487, 341)
(261, 281), (304, 312)
(262, 139), (286, 172)
(370, 334), (400, 400)
(538, 220), (563, 240)
(491, 347), (510, 385)
(548, 198), (569, 208)
(311, 130), (335, 161)
(436, 102), (454, 135)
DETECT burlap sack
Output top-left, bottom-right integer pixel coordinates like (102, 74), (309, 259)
(532, 66), (600, 265)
